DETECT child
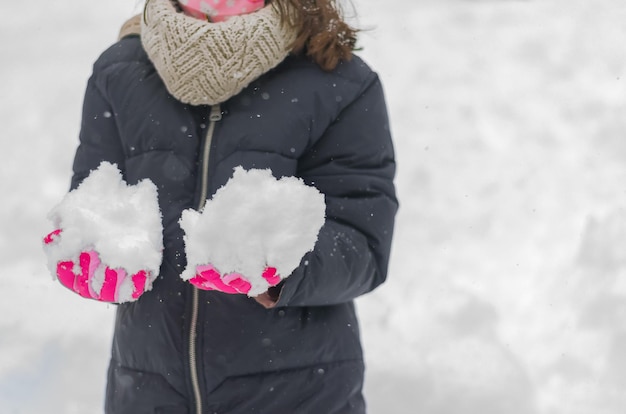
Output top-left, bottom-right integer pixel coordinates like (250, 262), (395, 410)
(47, 0), (397, 412)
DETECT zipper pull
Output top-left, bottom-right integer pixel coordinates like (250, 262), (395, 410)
(209, 104), (222, 122)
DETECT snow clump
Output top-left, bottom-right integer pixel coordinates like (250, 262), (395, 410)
(180, 167), (326, 296)
(44, 162), (163, 288)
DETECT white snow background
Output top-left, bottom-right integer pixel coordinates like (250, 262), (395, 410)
(1, 0), (626, 413)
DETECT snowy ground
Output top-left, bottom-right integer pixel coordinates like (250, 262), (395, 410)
(2, 0), (626, 413)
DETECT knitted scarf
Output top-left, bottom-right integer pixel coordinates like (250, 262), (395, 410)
(139, 0), (297, 106)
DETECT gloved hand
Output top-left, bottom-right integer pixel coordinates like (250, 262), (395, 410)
(180, 167), (325, 298)
(43, 229), (150, 302)
(43, 162), (163, 303)
(189, 264), (281, 294)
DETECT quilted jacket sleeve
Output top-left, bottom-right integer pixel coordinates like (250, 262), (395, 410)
(277, 73), (398, 307)
(70, 69), (125, 191)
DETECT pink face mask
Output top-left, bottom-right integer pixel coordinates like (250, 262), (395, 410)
(178, 0), (265, 22)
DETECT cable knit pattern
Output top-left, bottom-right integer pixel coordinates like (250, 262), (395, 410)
(141, 0), (297, 105)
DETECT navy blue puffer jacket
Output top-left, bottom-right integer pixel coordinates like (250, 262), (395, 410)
(71, 34), (397, 414)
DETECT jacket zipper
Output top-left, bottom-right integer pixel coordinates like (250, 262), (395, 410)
(190, 104), (222, 414)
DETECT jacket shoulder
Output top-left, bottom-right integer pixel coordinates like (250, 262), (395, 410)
(93, 35), (149, 73)
(284, 53), (379, 92)
(333, 54), (379, 87)
(271, 54), (384, 141)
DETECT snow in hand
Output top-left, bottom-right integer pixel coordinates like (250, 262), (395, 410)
(43, 162), (163, 303)
(180, 167), (326, 296)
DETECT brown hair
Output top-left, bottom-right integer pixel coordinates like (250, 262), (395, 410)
(270, 0), (359, 71)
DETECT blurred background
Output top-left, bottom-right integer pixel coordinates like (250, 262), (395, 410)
(1, 0), (626, 413)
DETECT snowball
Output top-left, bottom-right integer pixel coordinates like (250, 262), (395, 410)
(180, 167), (326, 296)
(45, 162), (163, 284)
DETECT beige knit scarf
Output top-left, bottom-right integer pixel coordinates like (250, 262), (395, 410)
(135, 0), (297, 106)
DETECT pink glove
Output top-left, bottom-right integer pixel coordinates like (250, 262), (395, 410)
(189, 263), (281, 295)
(44, 229), (150, 303)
